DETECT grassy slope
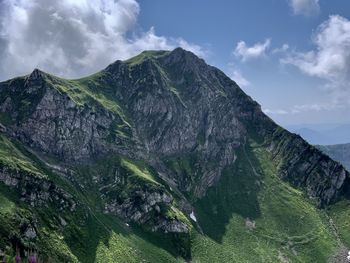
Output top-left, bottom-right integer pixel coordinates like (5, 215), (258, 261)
(0, 188), (183, 263)
(1, 61), (350, 262)
(0, 133), (184, 262)
(0, 134), (43, 176)
(1, 127), (350, 262)
(125, 50), (170, 67)
(191, 138), (345, 263)
(329, 200), (350, 247)
(46, 73), (133, 142)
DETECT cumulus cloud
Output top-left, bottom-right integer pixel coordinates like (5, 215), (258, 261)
(227, 63), (250, 87)
(0, 0), (205, 80)
(288, 0), (320, 16)
(272, 43), (289, 54)
(282, 15), (350, 103)
(234, 39), (271, 62)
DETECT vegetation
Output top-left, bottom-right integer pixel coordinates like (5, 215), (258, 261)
(0, 134), (43, 176)
(191, 139), (340, 262)
(125, 50), (170, 67)
(0, 134), (186, 262)
(0, 50), (349, 262)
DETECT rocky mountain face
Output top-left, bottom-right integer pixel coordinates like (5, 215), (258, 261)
(0, 48), (349, 262)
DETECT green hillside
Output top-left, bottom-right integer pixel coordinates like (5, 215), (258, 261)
(0, 48), (349, 262)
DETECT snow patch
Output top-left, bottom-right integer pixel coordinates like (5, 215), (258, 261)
(190, 211), (197, 222)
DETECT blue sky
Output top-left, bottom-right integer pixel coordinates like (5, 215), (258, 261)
(138, 0), (350, 126)
(0, 0), (350, 126)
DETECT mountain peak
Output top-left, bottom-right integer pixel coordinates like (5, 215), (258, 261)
(122, 48), (202, 67)
(0, 49), (350, 262)
(124, 50), (170, 66)
(168, 47), (203, 62)
(170, 47), (194, 56)
(28, 68), (47, 80)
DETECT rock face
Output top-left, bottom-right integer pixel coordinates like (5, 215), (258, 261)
(0, 165), (76, 210)
(1, 48), (347, 207)
(104, 189), (188, 233)
(268, 128), (350, 207)
(0, 48), (349, 259)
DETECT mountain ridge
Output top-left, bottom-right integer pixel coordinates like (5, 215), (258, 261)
(0, 48), (350, 262)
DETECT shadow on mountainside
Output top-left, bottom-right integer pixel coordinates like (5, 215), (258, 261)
(62, 185), (185, 262)
(63, 204), (184, 263)
(194, 142), (263, 243)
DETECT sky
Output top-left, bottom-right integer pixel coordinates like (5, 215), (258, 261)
(0, 0), (350, 127)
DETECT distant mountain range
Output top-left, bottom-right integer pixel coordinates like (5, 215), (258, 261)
(287, 123), (350, 145)
(317, 144), (350, 171)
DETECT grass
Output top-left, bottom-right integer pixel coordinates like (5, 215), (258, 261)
(328, 199), (350, 247)
(95, 230), (184, 263)
(0, 145), (188, 262)
(56, 154), (191, 262)
(62, 206), (184, 263)
(0, 134), (43, 177)
(125, 51), (170, 67)
(1, 51), (350, 262)
(190, 139), (340, 263)
(121, 158), (159, 185)
(0, 117), (346, 262)
(47, 74), (131, 129)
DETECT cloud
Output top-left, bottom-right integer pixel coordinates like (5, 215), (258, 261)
(234, 39), (271, 62)
(0, 0), (205, 80)
(272, 43), (289, 54)
(263, 109), (289, 115)
(281, 15), (350, 103)
(263, 103), (346, 115)
(288, 0), (320, 16)
(227, 63), (250, 87)
(289, 104), (337, 114)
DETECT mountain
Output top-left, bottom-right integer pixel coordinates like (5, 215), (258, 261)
(329, 124), (350, 144)
(0, 48), (350, 262)
(317, 144), (350, 171)
(289, 124), (350, 145)
(292, 128), (333, 145)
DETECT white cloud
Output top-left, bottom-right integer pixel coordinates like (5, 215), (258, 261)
(272, 43), (289, 54)
(227, 63), (250, 87)
(291, 104), (330, 114)
(0, 0), (205, 80)
(263, 103), (345, 115)
(263, 109), (289, 115)
(288, 0), (320, 16)
(281, 15), (350, 104)
(234, 39), (271, 62)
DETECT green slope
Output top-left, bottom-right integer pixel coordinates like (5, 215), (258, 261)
(0, 133), (184, 262)
(191, 138), (342, 263)
(0, 49), (349, 262)
(1, 113), (350, 263)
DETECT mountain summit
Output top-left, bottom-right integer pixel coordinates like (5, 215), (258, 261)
(0, 48), (349, 262)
